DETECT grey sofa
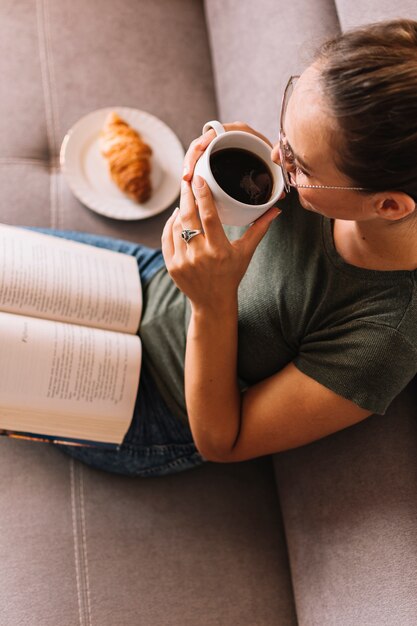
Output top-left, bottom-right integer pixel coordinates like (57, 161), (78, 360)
(1, 1), (417, 624)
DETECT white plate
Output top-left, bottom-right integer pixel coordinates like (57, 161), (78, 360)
(60, 107), (185, 220)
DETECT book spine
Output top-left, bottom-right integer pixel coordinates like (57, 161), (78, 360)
(0, 428), (120, 450)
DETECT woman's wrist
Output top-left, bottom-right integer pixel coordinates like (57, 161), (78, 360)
(190, 293), (238, 320)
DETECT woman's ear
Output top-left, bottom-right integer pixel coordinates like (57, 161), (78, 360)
(373, 192), (416, 221)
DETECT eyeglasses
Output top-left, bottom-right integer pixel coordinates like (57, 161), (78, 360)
(278, 75), (367, 192)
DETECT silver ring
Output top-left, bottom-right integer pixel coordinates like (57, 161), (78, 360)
(181, 228), (203, 244)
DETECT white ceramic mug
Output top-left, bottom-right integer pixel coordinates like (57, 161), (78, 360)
(192, 120), (284, 226)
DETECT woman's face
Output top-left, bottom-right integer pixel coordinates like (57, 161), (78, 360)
(271, 64), (370, 220)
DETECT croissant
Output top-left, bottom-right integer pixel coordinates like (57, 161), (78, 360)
(100, 112), (152, 203)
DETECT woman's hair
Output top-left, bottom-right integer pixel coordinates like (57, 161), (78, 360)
(316, 19), (417, 200)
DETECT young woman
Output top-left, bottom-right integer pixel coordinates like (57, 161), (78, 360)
(56, 18), (417, 475)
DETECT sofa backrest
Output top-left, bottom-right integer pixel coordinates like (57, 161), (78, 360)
(204, 0), (417, 144)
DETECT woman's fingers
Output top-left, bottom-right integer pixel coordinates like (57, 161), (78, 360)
(179, 177), (226, 249)
(192, 176), (227, 246)
(161, 206), (179, 263)
(182, 130), (216, 182)
(225, 121), (273, 147)
(171, 206), (187, 255)
(179, 180), (202, 231)
(163, 179), (208, 265)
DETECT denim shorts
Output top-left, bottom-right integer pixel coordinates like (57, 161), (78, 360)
(28, 228), (206, 478)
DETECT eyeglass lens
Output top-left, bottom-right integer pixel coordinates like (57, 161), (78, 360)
(280, 77), (299, 190)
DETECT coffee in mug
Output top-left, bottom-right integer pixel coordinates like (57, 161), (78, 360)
(210, 148), (273, 205)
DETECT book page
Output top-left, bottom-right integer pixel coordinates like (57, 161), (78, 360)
(0, 312), (141, 443)
(0, 224), (142, 333)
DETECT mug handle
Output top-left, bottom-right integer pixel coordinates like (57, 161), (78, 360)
(202, 120), (225, 136)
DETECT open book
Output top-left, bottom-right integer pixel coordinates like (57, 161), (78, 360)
(0, 224), (143, 448)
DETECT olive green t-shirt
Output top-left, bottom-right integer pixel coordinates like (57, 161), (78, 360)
(139, 192), (417, 422)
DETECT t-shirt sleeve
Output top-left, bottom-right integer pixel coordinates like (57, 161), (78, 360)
(294, 320), (417, 414)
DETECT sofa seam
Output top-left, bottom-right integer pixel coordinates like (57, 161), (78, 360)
(36, 0), (62, 229)
(332, 0), (343, 31)
(271, 457), (301, 625)
(70, 459), (93, 626)
(0, 157), (49, 166)
(79, 465), (93, 626)
(70, 459), (85, 626)
(201, 1), (221, 121)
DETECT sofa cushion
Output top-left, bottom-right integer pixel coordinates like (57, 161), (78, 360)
(274, 378), (417, 626)
(0, 0), (218, 246)
(0, 441), (298, 625)
(334, 0), (417, 30)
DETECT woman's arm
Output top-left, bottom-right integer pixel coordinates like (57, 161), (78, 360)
(162, 177), (371, 462)
(162, 176), (279, 459)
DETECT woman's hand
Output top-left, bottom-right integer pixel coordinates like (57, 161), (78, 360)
(182, 121), (274, 182)
(161, 175), (280, 312)
(161, 172), (279, 461)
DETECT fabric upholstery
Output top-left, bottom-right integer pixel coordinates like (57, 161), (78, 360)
(274, 378), (417, 625)
(335, 0), (417, 30)
(0, 441), (297, 625)
(204, 0), (340, 143)
(0, 0), (218, 246)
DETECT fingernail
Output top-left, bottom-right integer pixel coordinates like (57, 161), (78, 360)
(181, 179), (188, 191)
(194, 175), (204, 188)
(268, 208), (281, 222)
(182, 167), (189, 180)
